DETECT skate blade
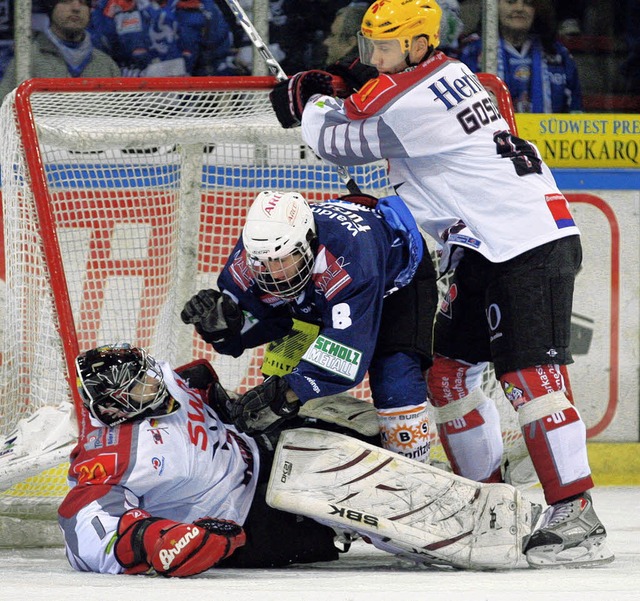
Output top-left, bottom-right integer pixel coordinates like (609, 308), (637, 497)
(526, 536), (615, 569)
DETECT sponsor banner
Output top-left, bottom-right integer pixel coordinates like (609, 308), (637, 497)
(302, 335), (363, 381)
(516, 114), (640, 168)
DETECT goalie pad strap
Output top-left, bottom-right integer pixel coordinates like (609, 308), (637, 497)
(517, 391), (573, 427)
(299, 395), (380, 438)
(431, 387), (486, 424)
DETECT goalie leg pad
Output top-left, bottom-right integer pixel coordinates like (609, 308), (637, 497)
(299, 394), (380, 438)
(267, 428), (537, 570)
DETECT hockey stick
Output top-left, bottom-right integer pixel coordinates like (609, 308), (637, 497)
(222, 0), (361, 194)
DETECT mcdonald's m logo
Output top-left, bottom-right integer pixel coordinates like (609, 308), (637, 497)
(74, 453), (117, 485)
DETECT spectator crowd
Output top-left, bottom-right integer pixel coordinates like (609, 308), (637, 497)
(0, 1), (638, 111)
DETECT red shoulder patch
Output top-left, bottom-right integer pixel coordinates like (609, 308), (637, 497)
(346, 75), (398, 119)
(73, 453), (118, 485)
(229, 249), (254, 292)
(345, 52), (451, 120)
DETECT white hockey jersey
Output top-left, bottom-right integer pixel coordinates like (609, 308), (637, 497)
(58, 362), (260, 574)
(302, 51), (580, 263)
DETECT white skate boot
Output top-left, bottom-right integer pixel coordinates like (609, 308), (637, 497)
(525, 491), (615, 568)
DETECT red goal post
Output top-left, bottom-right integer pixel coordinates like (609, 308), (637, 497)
(0, 74), (524, 527)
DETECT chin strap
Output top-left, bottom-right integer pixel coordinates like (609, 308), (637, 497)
(405, 46), (436, 68)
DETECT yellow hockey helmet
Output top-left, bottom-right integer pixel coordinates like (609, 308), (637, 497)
(359, 0), (442, 60)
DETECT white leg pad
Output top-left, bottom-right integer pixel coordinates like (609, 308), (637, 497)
(267, 428), (536, 570)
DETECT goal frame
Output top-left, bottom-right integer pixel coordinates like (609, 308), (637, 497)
(12, 76), (280, 422)
(12, 72), (517, 425)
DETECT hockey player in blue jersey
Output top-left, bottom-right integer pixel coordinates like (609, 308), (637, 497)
(181, 190), (438, 463)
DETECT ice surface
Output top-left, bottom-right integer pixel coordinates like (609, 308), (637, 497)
(1, 487), (638, 601)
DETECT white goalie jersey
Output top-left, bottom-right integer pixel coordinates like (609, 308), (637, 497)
(301, 51), (580, 263)
(58, 363), (260, 574)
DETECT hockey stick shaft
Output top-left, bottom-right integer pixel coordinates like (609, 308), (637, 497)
(222, 0), (361, 195)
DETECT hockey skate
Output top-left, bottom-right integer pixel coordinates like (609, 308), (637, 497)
(525, 491), (614, 568)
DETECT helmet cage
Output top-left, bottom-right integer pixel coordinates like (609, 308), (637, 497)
(242, 191), (317, 300)
(76, 345), (173, 426)
(246, 240), (315, 300)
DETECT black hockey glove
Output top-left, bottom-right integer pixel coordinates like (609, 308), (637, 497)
(180, 289), (244, 345)
(269, 70), (335, 128)
(230, 376), (300, 435)
(325, 57), (378, 97)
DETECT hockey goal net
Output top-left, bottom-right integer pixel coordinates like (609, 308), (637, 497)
(0, 75), (525, 541)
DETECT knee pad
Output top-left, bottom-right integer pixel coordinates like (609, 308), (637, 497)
(499, 365), (567, 409)
(427, 354), (488, 407)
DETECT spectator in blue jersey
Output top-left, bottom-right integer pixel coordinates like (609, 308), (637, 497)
(182, 191), (438, 464)
(89, 0), (236, 77)
(459, 0), (582, 113)
(0, 0), (120, 104)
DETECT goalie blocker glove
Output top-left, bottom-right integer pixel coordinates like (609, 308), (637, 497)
(181, 289), (244, 345)
(230, 375), (300, 435)
(114, 508), (246, 577)
(269, 70), (334, 128)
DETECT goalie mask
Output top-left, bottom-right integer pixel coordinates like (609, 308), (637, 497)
(358, 0), (442, 68)
(242, 191), (317, 300)
(76, 344), (179, 427)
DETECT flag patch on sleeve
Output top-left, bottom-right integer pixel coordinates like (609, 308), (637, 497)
(546, 193), (575, 228)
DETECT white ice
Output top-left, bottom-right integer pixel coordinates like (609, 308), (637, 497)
(1, 487), (638, 601)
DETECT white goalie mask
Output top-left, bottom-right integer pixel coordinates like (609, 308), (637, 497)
(242, 191), (317, 300)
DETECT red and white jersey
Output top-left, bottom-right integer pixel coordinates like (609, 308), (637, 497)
(58, 362), (259, 574)
(302, 51), (580, 263)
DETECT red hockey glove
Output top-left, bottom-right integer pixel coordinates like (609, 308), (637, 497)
(114, 508), (246, 577)
(269, 70), (334, 128)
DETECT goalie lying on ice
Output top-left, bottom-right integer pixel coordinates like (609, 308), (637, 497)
(59, 343), (537, 576)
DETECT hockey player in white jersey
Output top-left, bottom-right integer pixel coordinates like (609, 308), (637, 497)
(59, 344), (340, 576)
(59, 343), (542, 575)
(268, 0), (613, 569)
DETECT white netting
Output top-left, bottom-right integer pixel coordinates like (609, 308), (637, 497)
(0, 78), (526, 534)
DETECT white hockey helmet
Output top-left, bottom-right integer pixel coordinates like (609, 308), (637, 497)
(242, 191), (317, 300)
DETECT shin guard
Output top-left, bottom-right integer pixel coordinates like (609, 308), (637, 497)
(432, 388), (503, 482)
(377, 401), (430, 464)
(518, 391), (593, 504)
